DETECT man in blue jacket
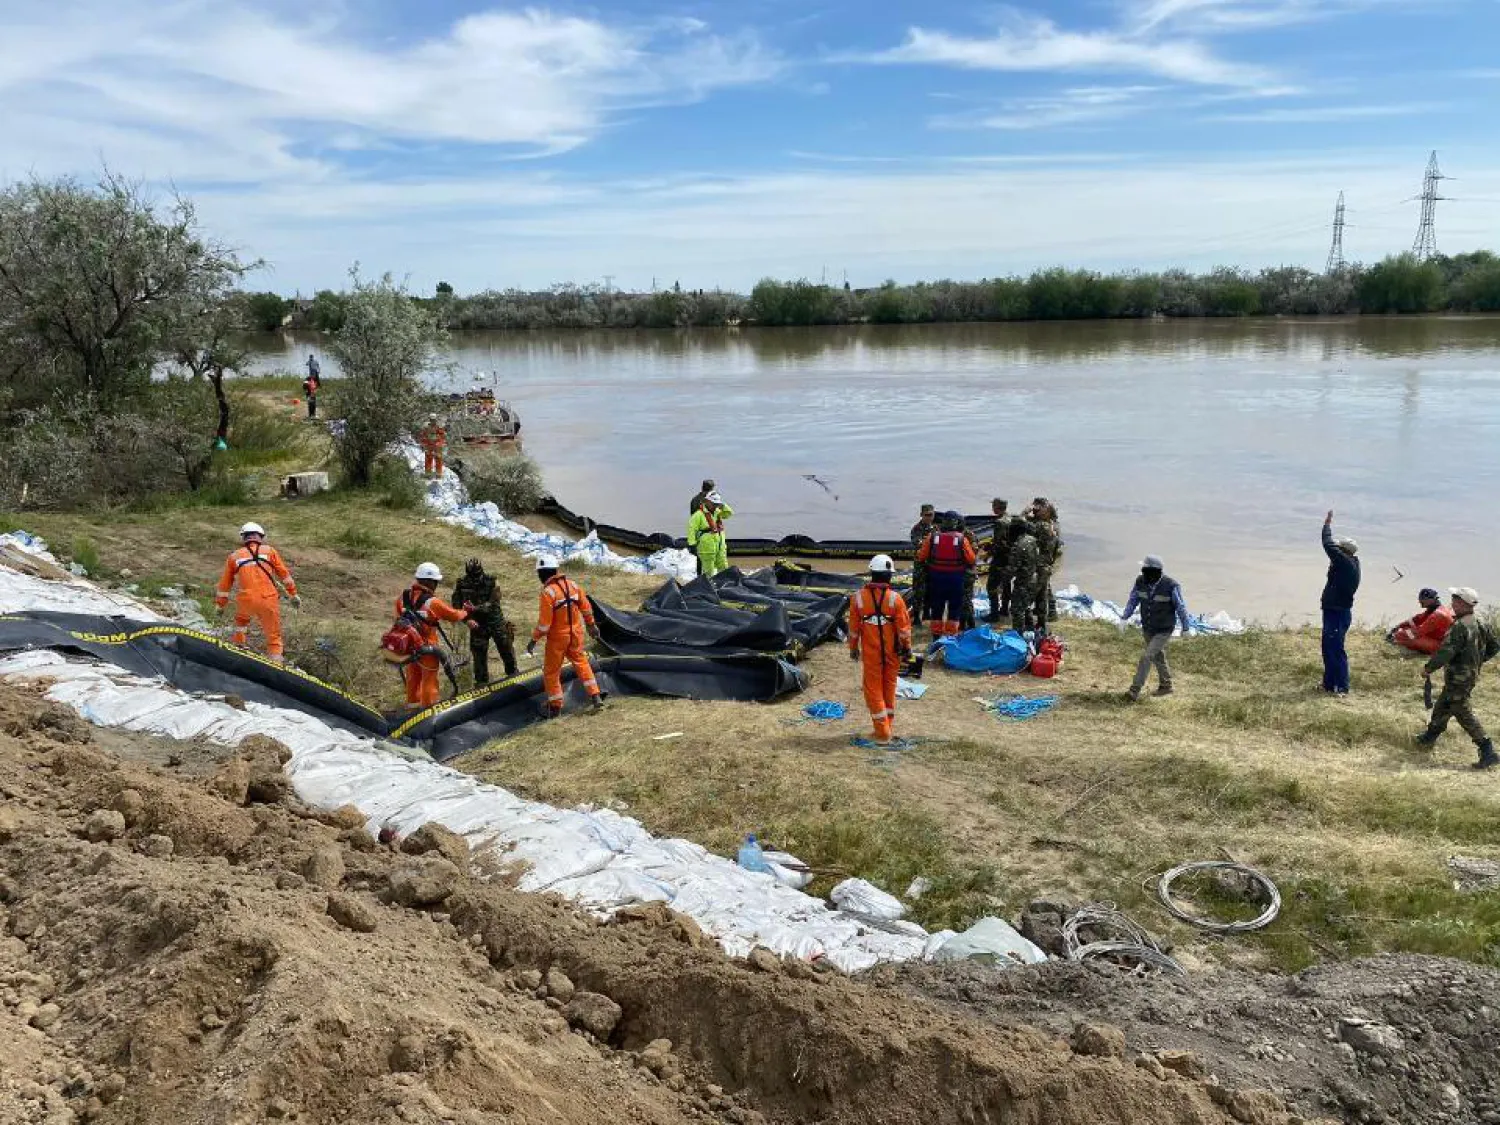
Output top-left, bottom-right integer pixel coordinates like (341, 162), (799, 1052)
(1320, 510), (1361, 694)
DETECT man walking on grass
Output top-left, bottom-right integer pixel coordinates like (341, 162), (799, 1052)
(1416, 588), (1499, 769)
(1320, 510), (1360, 694)
(1120, 555), (1191, 701)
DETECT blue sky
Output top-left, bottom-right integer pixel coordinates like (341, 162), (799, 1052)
(2, 0), (1497, 292)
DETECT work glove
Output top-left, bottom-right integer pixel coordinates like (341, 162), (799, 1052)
(214, 603), (225, 617)
(849, 648), (860, 662)
(899, 647), (913, 661)
(525, 641), (536, 658)
(587, 624), (601, 642)
(289, 594), (302, 608)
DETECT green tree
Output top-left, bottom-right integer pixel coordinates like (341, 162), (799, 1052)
(327, 271), (445, 487)
(1357, 255), (1445, 313)
(306, 289), (348, 332)
(244, 291), (290, 331)
(165, 298), (250, 443)
(0, 172), (250, 408)
(435, 281), (454, 297)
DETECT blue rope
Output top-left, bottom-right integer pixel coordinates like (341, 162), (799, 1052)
(802, 700), (847, 721)
(982, 694), (1060, 720)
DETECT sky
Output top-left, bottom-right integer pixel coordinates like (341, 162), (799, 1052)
(2, 0), (1498, 293)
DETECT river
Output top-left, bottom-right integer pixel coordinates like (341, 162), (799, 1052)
(247, 318), (1500, 625)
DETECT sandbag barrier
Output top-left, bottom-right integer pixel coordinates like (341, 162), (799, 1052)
(0, 612), (807, 761)
(538, 497), (995, 562)
(591, 567), (850, 660)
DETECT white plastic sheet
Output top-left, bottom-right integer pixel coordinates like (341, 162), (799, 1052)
(973, 585), (1244, 636)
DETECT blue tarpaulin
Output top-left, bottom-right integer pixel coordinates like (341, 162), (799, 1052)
(931, 626), (1031, 675)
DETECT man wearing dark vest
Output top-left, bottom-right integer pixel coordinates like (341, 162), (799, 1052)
(1120, 555), (1191, 701)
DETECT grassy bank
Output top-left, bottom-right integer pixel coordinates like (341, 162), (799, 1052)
(7, 438), (1500, 976)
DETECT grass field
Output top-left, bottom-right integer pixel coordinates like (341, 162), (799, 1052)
(8, 407), (1500, 976)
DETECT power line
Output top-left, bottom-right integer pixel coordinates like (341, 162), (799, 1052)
(1411, 150), (1449, 260)
(1325, 191), (1346, 274)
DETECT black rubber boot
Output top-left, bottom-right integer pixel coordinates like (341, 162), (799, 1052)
(1474, 740), (1499, 771)
(1414, 729), (1441, 748)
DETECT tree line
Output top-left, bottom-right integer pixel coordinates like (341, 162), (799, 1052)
(242, 254), (1500, 334)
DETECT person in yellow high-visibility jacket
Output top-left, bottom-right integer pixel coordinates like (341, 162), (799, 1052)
(687, 492), (733, 577)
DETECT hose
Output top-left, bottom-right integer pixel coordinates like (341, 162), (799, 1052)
(1062, 902), (1161, 957)
(1155, 861), (1281, 934)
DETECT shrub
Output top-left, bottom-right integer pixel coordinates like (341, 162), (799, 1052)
(69, 537), (101, 576)
(462, 451), (546, 514)
(368, 456), (424, 511)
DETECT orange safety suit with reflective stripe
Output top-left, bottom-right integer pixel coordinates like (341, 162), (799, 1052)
(215, 543), (296, 657)
(1393, 604), (1455, 656)
(419, 423), (447, 476)
(396, 585), (470, 708)
(849, 583), (913, 742)
(531, 576), (600, 709)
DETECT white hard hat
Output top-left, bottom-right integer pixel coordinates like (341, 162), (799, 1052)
(536, 554), (560, 571)
(240, 522), (265, 538)
(428, 412), (438, 420)
(706, 491), (724, 505)
(414, 562), (442, 581)
(869, 554), (895, 574)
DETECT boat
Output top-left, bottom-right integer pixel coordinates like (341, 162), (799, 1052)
(443, 373), (522, 450)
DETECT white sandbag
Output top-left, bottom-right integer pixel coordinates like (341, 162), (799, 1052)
(830, 878), (906, 921)
(921, 929), (958, 961)
(931, 917), (1047, 966)
(763, 849), (814, 890)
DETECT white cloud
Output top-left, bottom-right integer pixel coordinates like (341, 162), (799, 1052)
(1208, 102), (1446, 122)
(871, 18), (1272, 87)
(937, 85), (1164, 130)
(1124, 0), (1414, 33)
(0, 1), (781, 184)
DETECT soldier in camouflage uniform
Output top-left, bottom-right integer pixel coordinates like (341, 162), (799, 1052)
(1029, 504), (1061, 629)
(452, 557), (519, 685)
(984, 498), (1015, 624)
(1416, 587), (1499, 769)
(959, 517), (980, 631)
(1008, 518), (1041, 635)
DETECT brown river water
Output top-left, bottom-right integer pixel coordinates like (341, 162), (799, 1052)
(247, 318), (1500, 625)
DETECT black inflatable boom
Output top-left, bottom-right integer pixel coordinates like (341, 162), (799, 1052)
(590, 566), (852, 659)
(537, 497), (994, 562)
(0, 613), (807, 762)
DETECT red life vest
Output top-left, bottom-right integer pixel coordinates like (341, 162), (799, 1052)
(928, 531), (968, 574)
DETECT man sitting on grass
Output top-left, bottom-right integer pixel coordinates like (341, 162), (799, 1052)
(1388, 587), (1454, 656)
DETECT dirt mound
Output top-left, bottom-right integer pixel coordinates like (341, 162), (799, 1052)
(0, 680), (1309, 1125)
(879, 954), (1500, 1124)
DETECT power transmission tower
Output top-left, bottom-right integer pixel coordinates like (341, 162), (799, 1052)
(1410, 150), (1448, 260)
(1325, 191), (1346, 274)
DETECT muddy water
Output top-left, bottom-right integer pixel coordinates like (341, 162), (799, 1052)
(248, 318), (1500, 624)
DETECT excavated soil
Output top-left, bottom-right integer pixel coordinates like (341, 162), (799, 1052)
(0, 676), (1442, 1125)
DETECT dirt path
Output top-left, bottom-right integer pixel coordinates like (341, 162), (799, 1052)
(0, 680), (1322, 1125)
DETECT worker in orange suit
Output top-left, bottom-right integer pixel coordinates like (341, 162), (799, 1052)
(397, 562), (475, 708)
(525, 555), (605, 718)
(916, 510), (976, 637)
(215, 522), (299, 662)
(418, 412), (447, 478)
(849, 554), (913, 744)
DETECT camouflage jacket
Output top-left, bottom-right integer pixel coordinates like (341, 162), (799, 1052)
(452, 572), (506, 627)
(1010, 534), (1040, 581)
(1033, 520), (1061, 568)
(1425, 614), (1500, 688)
(989, 515), (1015, 567)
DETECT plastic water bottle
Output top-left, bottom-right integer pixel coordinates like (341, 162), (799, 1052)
(737, 833), (772, 874)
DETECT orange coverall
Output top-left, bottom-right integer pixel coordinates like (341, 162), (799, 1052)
(532, 576), (600, 712)
(396, 585), (470, 708)
(419, 423), (447, 477)
(849, 582), (913, 742)
(216, 543), (296, 658)
(1392, 605), (1455, 656)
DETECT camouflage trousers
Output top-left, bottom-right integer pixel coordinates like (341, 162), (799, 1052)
(1010, 574), (1038, 634)
(1427, 682), (1489, 746)
(1032, 568), (1055, 628)
(986, 566), (1012, 621)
